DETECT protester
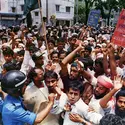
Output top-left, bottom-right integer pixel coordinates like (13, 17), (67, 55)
(23, 68), (59, 125)
(50, 80), (102, 125)
(100, 76), (125, 119)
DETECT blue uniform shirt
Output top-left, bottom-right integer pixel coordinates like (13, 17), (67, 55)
(2, 95), (36, 125)
(0, 97), (3, 112)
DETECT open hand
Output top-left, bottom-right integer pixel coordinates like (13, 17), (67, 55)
(113, 75), (123, 91)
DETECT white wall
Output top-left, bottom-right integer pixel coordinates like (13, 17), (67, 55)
(0, 0), (8, 13)
(32, 0), (74, 26)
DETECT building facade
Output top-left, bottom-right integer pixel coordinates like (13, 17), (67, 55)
(32, 0), (75, 26)
(0, 0), (75, 27)
(0, 0), (24, 27)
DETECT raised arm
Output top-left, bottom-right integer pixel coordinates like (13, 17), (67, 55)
(107, 43), (117, 80)
(62, 45), (83, 65)
(60, 44), (84, 76)
(34, 93), (55, 123)
(102, 48), (110, 76)
(100, 76), (123, 108)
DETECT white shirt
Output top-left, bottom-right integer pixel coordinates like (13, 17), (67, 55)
(89, 96), (104, 115)
(51, 92), (102, 125)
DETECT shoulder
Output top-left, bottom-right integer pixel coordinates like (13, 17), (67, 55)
(76, 98), (88, 110)
(3, 96), (22, 114)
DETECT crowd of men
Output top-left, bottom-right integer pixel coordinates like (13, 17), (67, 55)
(0, 22), (125, 125)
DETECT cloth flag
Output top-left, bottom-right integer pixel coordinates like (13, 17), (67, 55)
(24, 0), (39, 27)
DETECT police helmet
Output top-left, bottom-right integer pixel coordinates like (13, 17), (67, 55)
(1, 70), (27, 95)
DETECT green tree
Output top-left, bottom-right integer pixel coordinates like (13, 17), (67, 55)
(75, 0), (123, 26)
(74, 1), (86, 23)
(119, 0), (125, 10)
(84, 0), (96, 24)
(95, 0), (119, 26)
(75, 0), (98, 24)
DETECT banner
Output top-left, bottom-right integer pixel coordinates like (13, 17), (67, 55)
(111, 9), (125, 47)
(87, 9), (101, 27)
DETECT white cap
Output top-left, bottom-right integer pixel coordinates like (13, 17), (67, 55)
(87, 37), (94, 41)
(84, 40), (89, 45)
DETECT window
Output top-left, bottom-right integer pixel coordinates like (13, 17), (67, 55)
(66, 7), (70, 13)
(35, 12), (39, 16)
(56, 5), (60, 12)
(12, 7), (16, 12)
(21, 5), (24, 11)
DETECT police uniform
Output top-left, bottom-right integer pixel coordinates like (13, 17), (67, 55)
(2, 95), (36, 125)
(0, 96), (3, 125)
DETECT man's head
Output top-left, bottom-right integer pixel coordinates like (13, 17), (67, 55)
(2, 62), (17, 75)
(28, 67), (44, 88)
(69, 62), (80, 80)
(57, 37), (65, 51)
(48, 39), (55, 50)
(1, 70), (27, 97)
(71, 33), (78, 45)
(59, 50), (67, 62)
(94, 76), (113, 99)
(94, 58), (104, 76)
(115, 89), (125, 118)
(84, 45), (92, 58)
(16, 50), (25, 63)
(44, 70), (58, 93)
(50, 51), (59, 63)
(32, 51), (44, 67)
(99, 114), (125, 125)
(67, 80), (84, 105)
(2, 47), (14, 63)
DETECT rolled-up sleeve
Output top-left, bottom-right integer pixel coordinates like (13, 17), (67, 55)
(9, 106), (36, 125)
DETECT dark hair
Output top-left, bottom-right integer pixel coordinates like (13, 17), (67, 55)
(37, 36), (44, 41)
(59, 50), (67, 56)
(99, 114), (125, 125)
(1, 37), (8, 42)
(85, 45), (92, 53)
(57, 37), (65, 43)
(2, 47), (14, 56)
(50, 51), (59, 59)
(44, 70), (58, 80)
(78, 57), (93, 70)
(67, 80), (84, 95)
(28, 67), (44, 81)
(95, 57), (103, 68)
(29, 46), (40, 54)
(17, 50), (25, 56)
(48, 38), (55, 46)
(116, 89), (125, 101)
(115, 55), (120, 60)
(59, 50), (67, 59)
(3, 62), (17, 71)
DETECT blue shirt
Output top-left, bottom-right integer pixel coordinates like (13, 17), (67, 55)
(0, 97), (3, 112)
(2, 95), (36, 125)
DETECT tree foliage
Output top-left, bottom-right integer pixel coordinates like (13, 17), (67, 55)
(75, 0), (125, 25)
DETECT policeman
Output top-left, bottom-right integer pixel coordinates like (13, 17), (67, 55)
(1, 70), (55, 125)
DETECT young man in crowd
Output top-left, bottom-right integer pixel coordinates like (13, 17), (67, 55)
(51, 80), (102, 125)
(24, 69), (60, 125)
